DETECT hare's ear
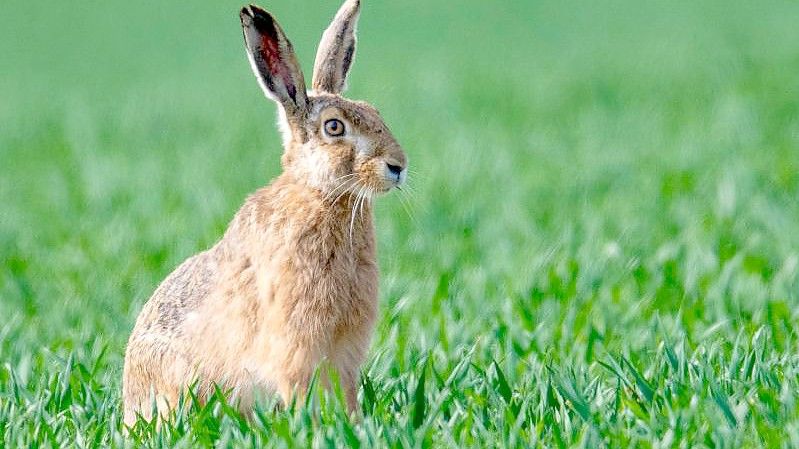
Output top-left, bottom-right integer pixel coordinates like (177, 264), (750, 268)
(312, 0), (360, 94)
(240, 5), (308, 120)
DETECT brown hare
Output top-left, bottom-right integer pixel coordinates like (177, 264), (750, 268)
(122, 0), (407, 426)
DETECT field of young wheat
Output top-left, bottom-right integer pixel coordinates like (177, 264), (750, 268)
(2, 0), (799, 446)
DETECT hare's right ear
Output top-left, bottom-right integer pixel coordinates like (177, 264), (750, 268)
(312, 0), (361, 94)
(240, 5), (308, 122)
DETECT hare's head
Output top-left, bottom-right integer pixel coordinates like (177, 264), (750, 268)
(240, 0), (407, 199)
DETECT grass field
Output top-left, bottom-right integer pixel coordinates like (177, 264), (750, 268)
(2, 0), (799, 446)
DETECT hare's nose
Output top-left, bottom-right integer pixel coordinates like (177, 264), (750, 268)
(386, 163), (403, 177)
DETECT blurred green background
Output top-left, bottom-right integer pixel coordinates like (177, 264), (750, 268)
(2, 0), (799, 446)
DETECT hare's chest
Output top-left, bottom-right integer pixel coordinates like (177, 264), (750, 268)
(266, 240), (377, 333)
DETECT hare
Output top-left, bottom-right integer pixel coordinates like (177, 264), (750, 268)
(122, 0), (407, 426)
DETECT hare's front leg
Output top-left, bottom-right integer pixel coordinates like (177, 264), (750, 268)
(330, 333), (370, 415)
(331, 360), (359, 414)
(273, 343), (320, 409)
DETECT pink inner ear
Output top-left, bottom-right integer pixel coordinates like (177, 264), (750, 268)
(260, 35), (297, 101)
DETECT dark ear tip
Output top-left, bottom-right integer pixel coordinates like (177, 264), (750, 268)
(242, 4), (269, 18)
(239, 5), (254, 23)
(241, 4), (270, 17)
(241, 4), (277, 30)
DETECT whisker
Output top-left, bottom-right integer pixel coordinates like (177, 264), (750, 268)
(331, 181), (357, 205)
(356, 186), (367, 237)
(400, 181), (418, 197)
(349, 186), (365, 246)
(326, 174), (357, 194)
(397, 184), (411, 196)
(359, 187), (371, 223)
(358, 186), (368, 221)
(348, 194), (356, 246)
(327, 178), (358, 205)
(324, 174), (356, 194)
(327, 173), (357, 188)
(331, 173), (358, 183)
(395, 187), (417, 223)
(324, 176), (358, 203)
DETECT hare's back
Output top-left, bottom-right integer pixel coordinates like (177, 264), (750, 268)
(133, 251), (218, 336)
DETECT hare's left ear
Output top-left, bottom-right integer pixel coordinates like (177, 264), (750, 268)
(312, 0), (361, 94)
(240, 5), (308, 121)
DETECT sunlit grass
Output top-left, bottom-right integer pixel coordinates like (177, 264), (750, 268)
(2, 0), (799, 446)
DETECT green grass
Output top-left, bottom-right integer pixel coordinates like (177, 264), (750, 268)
(2, 0), (799, 446)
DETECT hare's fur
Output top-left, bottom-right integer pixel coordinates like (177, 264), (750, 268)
(123, 0), (406, 426)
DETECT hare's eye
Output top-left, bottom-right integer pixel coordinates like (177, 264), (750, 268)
(324, 119), (346, 137)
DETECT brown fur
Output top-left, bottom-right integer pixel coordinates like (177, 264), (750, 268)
(123, 0), (406, 426)
(312, 0), (360, 94)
